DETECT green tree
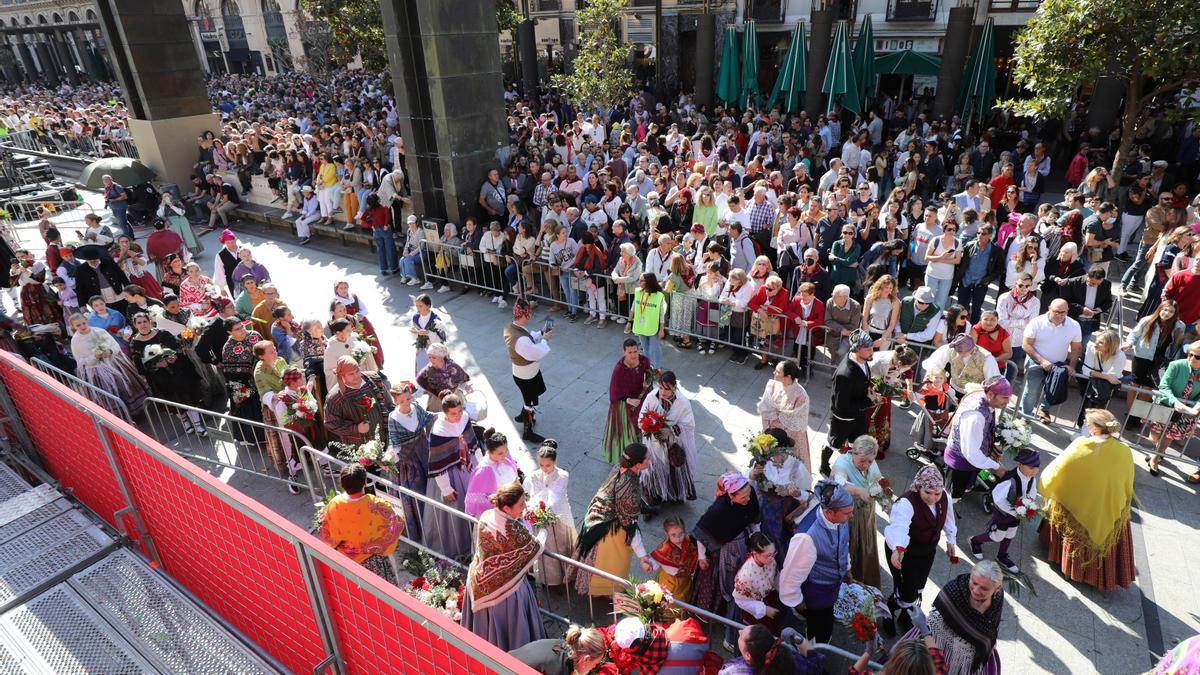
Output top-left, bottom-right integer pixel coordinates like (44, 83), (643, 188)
(551, 0), (634, 114)
(301, 0), (520, 73)
(1001, 0), (1199, 183)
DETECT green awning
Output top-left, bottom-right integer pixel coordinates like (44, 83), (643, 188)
(958, 18), (996, 123)
(716, 25), (741, 106)
(874, 49), (942, 76)
(767, 23), (806, 112)
(851, 15), (876, 108)
(740, 20), (760, 108)
(821, 21), (861, 114)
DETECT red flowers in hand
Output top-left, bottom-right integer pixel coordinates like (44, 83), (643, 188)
(851, 612), (877, 642)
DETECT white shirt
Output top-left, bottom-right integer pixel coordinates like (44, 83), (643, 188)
(883, 495), (958, 550)
(950, 401), (1000, 471)
(644, 247), (672, 282)
(1081, 342), (1127, 381)
(992, 473), (1039, 518)
(897, 313), (944, 344)
(512, 328), (550, 379)
(778, 509), (850, 608)
(997, 292), (1041, 340)
(1023, 314), (1082, 364)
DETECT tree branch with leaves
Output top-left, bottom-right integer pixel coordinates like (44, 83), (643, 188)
(550, 0), (634, 115)
(1000, 0), (1199, 184)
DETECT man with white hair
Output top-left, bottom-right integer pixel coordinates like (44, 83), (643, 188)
(818, 157), (844, 196)
(644, 234), (675, 283)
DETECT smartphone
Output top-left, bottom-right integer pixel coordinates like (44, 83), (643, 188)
(543, 319), (555, 333)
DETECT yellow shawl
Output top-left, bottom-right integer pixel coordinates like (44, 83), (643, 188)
(1039, 436), (1135, 565)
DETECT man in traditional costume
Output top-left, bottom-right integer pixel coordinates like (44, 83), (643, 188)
(943, 376), (1012, 502)
(323, 356), (392, 446)
(921, 334), (1001, 395)
(212, 229), (240, 294)
(778, 480), (854, 643)
(504, 297), (552, 442)
(882, 464), (957, 636)
(823, 329), (875, 475)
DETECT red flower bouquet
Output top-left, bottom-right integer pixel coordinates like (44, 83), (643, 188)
(229, 382), (251, 404)
(356, 395), (375, 417)
(851, 611), (877, 642)
(639, 409), (668, 440)
(523, 500), (559, 529)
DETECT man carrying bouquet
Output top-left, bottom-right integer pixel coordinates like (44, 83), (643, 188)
(325, 356), (394, 447)
(943, 376), (1012, 503)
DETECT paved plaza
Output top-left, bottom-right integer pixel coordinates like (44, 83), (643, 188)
(14, 207), (1200, 674)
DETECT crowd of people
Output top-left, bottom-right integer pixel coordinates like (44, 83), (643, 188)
(1, 71), (1199, 674)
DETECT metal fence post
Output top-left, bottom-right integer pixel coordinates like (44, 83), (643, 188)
(91, 418), (163, 567)
(293, 541), (344, 675)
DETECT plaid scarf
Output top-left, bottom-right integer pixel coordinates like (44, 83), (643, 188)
(606, 624), (669, 675)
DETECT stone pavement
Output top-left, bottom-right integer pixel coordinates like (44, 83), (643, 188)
(12, 203), (1199, 674)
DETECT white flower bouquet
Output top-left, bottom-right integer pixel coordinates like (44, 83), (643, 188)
(991, 415), (1031, 461)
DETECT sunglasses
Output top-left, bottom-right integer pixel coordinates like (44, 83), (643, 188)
(1188, 353), (1200, 360)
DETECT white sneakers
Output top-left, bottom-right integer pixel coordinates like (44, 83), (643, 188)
(406, 278), (420, 286)
(437, 285), (451, 293)
(420, 282), (434, 290)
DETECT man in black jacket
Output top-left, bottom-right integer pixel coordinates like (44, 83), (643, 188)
(1059, 268), (1112, 344)
(71, 244), (130, 315)
(823, 329), (876, 475)
(954, 224), (1005, 323)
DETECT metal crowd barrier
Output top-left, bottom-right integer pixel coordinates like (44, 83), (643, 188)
(31, 357), (132, 421)
(3, 128), (138, 160)
(298, 444), (882, 669)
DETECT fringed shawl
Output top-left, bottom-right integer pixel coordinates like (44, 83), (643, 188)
(428, 416), (476, 478)
(1039, 435), (1135, 566)
(933, 573), (1003, 672)
(466, 510), (542, 610)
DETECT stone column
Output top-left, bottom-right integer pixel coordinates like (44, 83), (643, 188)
(806, 9), (833, 116)
(17, 40), (37, 83)
(933, 6), (974, 119)
(94, 0), (220, 188)
(380, 0), (508, 224)
(694, 12), (716, 108)
(517, 19), (538, 98)
(279, 10), (307, 72)
(35, 39), (59, 87)
(52, 31), (79, 85)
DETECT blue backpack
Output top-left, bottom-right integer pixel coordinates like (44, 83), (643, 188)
(1042, 363), (1071, 407)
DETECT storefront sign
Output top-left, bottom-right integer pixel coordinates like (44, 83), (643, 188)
(875, 37), (940, 53)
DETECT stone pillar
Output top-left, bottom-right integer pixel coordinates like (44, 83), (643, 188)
(35, 39), (59, 87)
(694, 12), (716, 109)
(95, 0), (220, 188)
(279, 10), (306, 71)
(52, 31), (79, 85)
(517, 19), (538, 98)
(380, 0), (507, 224)
(934, 6), (974, 120)
(17, 41), (37, 83)
(806, 9), (833, 117)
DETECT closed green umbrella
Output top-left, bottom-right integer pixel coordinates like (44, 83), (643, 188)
(78, 157), (158, 189)
(821, 21), (860, 114)
(874, 49), (942, 76)
(851, 14), (876, 108)
(741, 20), (760, 108)
(716, 25), (741, 106)
(958, 18), (996, 125)
(767, 23), (806, 112)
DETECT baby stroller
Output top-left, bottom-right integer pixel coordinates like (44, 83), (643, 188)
(905, 398), (955, 465)
(125, 182), (162, 227)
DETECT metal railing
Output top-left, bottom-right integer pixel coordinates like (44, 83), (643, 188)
(298, 444), (883, 669)
(31, 358), (132, 421)
(2, 128), (139, 160)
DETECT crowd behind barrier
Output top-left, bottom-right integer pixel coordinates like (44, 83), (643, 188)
(3, 128), (139, 161)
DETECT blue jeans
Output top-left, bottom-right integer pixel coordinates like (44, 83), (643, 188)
(110, 204), (133, 239)
(1020, 356), (1049, 415)
(399, 252), (420, 279)
(639, 333), (662, 368)
(958, 282), (989, 323)
(558, 272), (576, 317)
(1121, 240), (1152, 288)
(374, 229), (398, 273)
(504, 263), (518, 290)
(925, 274), (954, 309)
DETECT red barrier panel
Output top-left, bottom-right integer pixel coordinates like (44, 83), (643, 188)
(0, 352), (535, 675)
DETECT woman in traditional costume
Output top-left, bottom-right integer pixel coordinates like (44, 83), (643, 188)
(112, 236), (163, 300)
(298, 319), (328, 400)
(508, 625), (610, 675)
(128, 312), (205, 434)
(19, 268), (63, 329)
(691, 473), (761, 618)
(1039, 408), (1136, 592)
(385, 381), (434, 542)
(719, 623), (826, 675)
(85, 295), (129, 350)
(638, 370), (697, 504)
(253, 340), (301, 491)
(731, 533), (783, 635)
(415, 343), (471, 413)
(523, 441), (576, 587)
(316, 463), (405, 583)
(460, 481), (546, 651)
(411, 293), (447, 375)
(901, 562), (1005, 675)
(865, 345), (919, 459)
(424, 391), (476, 560)
(466, 429), (521, 517)
(749, 427), (811, 565)
(179, 261), (219, 318)
(883, 464), (958, 636)
(331, 280), (384, 367)
(220, 316), (266, 448)
(756, 360), (812, 468)
(570, 442), (652, 596)
(68, 313), (149, 417)
(648, 516), (704, 607)
(831, 435), (889, 588)
(603, 338), (653, 465)
(159, 254), (184, 296)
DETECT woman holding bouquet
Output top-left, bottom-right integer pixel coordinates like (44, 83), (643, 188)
(603, 339), (653, 465)
(424, 391), (477, 560)
(831, 435), (888, 588)
(638, 370), (697, 505)
(756, 360), (812, 468)
(128, 312), (204, 434)
(253, 341), (303, 491)
(747, 428), (810, 564)
(386, 381), (434, 541)
(179, 262), (219, 318)
(276, 366), (324, 446)
(523, 441), (576, 587)
(69, 313), (149, 416)
(221, 317), (266, 446)
(411, 293), (447, 374)
(460, 481), (546, 651)
(864, 345), (919, 459)
(466, 430), (521, 517)
(331, 280), (385, 367)
(316, 463), (405, 583)
(570, 443), (652, 597)
(85, 295), (130, 351)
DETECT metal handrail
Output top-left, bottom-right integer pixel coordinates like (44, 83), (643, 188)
(300, 445), (884, 669)
(31, 358), (132, 421)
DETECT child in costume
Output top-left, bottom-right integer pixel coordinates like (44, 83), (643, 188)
(648, 516), (706, 607)
(969, 447), (1041, 572)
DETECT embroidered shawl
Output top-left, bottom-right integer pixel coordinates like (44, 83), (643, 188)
(466, 510), (542, 610)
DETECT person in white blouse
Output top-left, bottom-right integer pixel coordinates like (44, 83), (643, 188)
(720, 269), (755, 364)
(523, 441), (577, 586)
(1076, 329), (1127, 427)
(731, 533), (782, 629)
(881, 464), (958, 636)
(504, 298), (553, 442)
(778, 481), (855, 643)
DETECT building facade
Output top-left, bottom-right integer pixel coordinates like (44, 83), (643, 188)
(0, 0), (315, 86)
